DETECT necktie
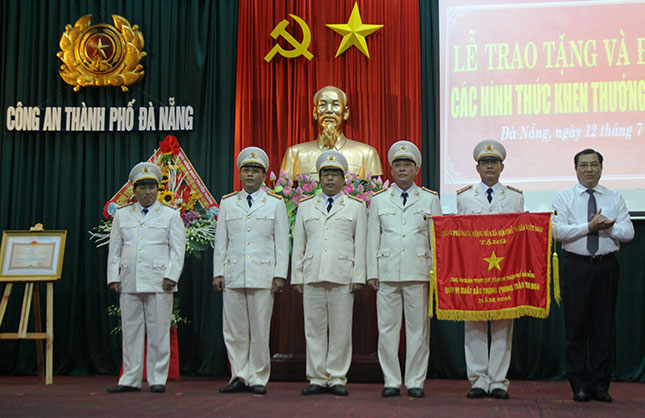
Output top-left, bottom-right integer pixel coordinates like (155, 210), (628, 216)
(486, 188), (493, 203)
(326, 197), (334, 212)
(401, 192), (408, 206)
(586, 189), (599, 255)
(247, 195), (253, 208)
(142, 208), (148, 216)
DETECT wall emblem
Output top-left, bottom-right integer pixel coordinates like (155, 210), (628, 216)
(57, 15), (146, 92)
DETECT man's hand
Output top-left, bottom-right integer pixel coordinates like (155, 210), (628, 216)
(272, 278), (286, 294)
(163, 278), (177, 291)
(109, 282), (121, 293)
(367, 279), (380, 291)
(588, 209), (616, 232)
(294, 284), (304, 294)
(350, 283), (364, 293)
(212, 276), (225, 291)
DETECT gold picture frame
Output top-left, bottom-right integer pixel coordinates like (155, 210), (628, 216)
(0, 230), (67, 282)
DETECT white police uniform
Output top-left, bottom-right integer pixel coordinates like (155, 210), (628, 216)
(457, 140), (524, 394)
(107, 162), (186, 389)
(366, 141), (442, 391)
(291, 151), (367, 387)
(213, 147), (290, 387)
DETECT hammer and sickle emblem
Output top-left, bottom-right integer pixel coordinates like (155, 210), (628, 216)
(264, 14), (313, 62)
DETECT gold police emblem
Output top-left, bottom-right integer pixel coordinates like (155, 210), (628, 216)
(142, 167), (150, 173)
(57, 15), (146, 92)
(249, 152), (257, 158)
(327, 155), (336, 161)
(400, 145), (408, 151)
(485, 144), (494, 151)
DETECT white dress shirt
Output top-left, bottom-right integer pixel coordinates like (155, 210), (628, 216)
(552, 183), (634, 256)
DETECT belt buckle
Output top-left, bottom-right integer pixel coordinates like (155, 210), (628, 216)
(589, 254), (604, 264)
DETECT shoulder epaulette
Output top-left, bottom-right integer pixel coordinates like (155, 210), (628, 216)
(347, 194), (363, 203)
(421, 187), (438, 195)
(372, 189), (387, 196)
(456, 185), (473, 195)
(118, 202), (135, 209)
(161, 202), (177, 209)
(507, 185), (523, 194)
(222, 191), (238, 199)
(299, 195), (315, 203)
(267, 191), (283, 200)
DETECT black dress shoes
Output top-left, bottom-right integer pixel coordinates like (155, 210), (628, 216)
(573, 389), (590, 402)
(467, 387), (487, 398)
(329, 384), (349, 396)
(219, 379), (248, 393)
(107, 385), (141, 393)
(382, 387), (400, 397)
(249, 385), (267, 395)
(301, 384), (327, 395)
(150, 385), (166, 393)
(592, 391), (612, 402)
(491, 388), (509, 399)
(407, 388), (425, 398)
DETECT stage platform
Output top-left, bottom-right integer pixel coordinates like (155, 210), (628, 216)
(1, 376), (643, 417)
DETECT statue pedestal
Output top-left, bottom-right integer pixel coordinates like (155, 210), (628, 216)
(269, 281), (383, 382)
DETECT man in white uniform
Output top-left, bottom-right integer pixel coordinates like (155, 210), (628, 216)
(107, 162), (186, 394)
(366, 141), (441, 398)
(552, 148), (634, 402)
(456, 140), (524, 400)
(213, 147), (290, 395)
(292, 150), (367, 396)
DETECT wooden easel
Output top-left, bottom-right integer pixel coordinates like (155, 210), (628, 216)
(0, 280), (54, 384)
(0, 227), (65, 385)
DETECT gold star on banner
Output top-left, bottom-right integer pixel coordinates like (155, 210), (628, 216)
(326, 2), (383, 58)
(484, 251), (504, 271)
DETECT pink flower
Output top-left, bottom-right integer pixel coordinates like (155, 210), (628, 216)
(291, 195), (300, 204)
(279, 170), (287, 178)
(276, 177), (286, 186)
(297, 173), (304, 182)
(358, 184), (364, 193)
(344, 185), (354, 194)
(365, 172), (371, 179)
(383, 180), (390, 188)
(283, 186), (293, 196)
(287, 178), (294, 187)
(269, 171), (277, 182)
(296, 186), (303, 194)
(369, 181), (376, 189)
(302, 183), (313, 193)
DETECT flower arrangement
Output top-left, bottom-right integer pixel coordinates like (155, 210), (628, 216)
(90, 136), (219, 257)
(264, 170), (389, 233)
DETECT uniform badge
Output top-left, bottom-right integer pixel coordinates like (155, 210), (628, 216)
(327, 155), (336, 162)
(57, 15), (146, 92)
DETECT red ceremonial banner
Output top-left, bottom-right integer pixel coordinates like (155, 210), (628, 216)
(431, 212), (557, 321)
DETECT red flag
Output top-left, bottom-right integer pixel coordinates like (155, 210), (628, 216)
(431, 212), (556, 320)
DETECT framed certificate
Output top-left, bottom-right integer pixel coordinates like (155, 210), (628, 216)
(0, 230), (66, 281)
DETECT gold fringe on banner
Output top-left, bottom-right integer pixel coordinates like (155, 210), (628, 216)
(551, 220), (561, 306)
(436, 305), (549, 321)
(429, 223), (438, 318)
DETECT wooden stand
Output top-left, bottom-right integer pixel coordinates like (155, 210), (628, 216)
(0, 281), (54, 384)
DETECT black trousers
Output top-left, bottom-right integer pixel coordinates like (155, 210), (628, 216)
(561, 252), (619, 395)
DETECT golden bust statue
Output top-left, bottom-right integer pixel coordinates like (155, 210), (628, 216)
(280, 86), (383, 180)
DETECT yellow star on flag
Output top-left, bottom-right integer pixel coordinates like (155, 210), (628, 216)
(484, 251), (504, 271)
(326, 2), (383, 58)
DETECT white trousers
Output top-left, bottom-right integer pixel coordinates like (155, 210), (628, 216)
(376, 281), (430, 389)
(119, 292), (173, 387)
(303, 283), (354, 387)
(464, 319), (513, 392)
(222, 288), (274, 386)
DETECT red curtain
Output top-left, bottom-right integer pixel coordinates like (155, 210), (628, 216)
(234, 0), (422, 183)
